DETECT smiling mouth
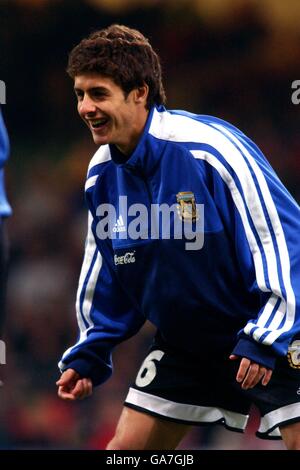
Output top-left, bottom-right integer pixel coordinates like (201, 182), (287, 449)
(90, 118), (109, 130)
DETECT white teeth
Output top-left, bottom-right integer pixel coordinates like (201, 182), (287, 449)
(91, 118), (108, 128)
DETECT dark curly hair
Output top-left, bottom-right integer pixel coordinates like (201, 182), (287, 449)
(67, 24), (166, 109)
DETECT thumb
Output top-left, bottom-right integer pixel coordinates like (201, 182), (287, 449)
(229, 354), (238, 361)
(56, 369), (79, 386)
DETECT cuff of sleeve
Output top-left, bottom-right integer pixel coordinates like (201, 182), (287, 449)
(61, 358), (111, 387)
(232, 337), (276, 370)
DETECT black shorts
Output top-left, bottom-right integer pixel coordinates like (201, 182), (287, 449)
(124, 333), (300, 439)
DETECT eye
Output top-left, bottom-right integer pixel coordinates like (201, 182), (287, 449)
(74, 90), (84, 101)
(92, 89), (109, 100)
(93, 92), (103, 100)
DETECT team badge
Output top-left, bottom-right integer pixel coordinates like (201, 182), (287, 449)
(176, 191), (199, 222)
(287, 340), (300, 369)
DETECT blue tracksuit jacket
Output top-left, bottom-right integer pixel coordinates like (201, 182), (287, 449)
(59, 106), (300, 386)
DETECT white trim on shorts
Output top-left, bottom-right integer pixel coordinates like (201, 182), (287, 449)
(125, 388), (249, 431)
(257, 402), (300, 438)
(126, 389), (300, 439)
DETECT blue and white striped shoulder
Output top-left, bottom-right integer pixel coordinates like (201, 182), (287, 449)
(85, 145), (111, 191)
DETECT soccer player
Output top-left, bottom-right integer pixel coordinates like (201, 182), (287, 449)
(57, 25), (300, 449)
(0, 109), (11, 335)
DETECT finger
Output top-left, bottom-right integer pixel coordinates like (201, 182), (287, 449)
(72, 380), (85, 399)
(245, 366), (273, 389)
(56, 369), (79, 386)
(86, 379), (93, 397)
(246, 368), (266, 389)
(79, 378), (89, 399)
(241, 363), (259, 389)
(229, 354), (238, 361)
(57, 386), (77, 401)
(236, 358), (251, 383)
(56, 369), (74, 386)
(252, 369), (266, 388)
(56, 377), (69, 387)
(82, 378), (93, 398)
(262, 368), (273, 386)
(73, 379), (92, 400)
(84, 378), (93, 395)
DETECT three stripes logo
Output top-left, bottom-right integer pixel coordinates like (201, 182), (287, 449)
(112, 215), (126, 233)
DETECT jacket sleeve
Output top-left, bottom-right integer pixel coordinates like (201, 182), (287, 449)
(194, 122), (300, 369)
(0, 109), (9, 165)
(58, 211), (145, 386)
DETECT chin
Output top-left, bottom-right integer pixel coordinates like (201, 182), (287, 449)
(92, 135), (110, 146)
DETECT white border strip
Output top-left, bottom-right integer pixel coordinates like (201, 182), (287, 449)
(191, 150), (266, 296)
(59, 212), (102, 366)
(87, 145), (111, 173)
(125, 388), (249, 430)
(258, 402), (300, 435)
(85, 174), (98, 191)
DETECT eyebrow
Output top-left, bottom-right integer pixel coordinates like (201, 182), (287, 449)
(74, 86), (110, 94)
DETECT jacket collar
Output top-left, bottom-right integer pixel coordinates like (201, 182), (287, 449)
(109, 105), (167, 176)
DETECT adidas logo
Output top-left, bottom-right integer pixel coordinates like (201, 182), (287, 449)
(112, 215), (126, 233)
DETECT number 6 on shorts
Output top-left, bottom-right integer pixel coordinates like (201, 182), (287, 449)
(135, 350), (165, 387)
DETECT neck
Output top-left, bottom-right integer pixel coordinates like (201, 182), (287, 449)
(117, 107), (149, 156)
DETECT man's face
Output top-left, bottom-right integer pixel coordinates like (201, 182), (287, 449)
(74, 73), (148, 155)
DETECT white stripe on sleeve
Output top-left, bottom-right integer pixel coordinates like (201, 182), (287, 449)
(211, 123), (295, 344)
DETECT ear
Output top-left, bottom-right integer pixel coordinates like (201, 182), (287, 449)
(134, 84), (149, 104)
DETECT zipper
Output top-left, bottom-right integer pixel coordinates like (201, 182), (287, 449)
(126, 165), (153, 204)
(140, 172), (153, 204)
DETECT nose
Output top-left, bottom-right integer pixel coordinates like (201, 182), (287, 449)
(78, 94), (97, 117)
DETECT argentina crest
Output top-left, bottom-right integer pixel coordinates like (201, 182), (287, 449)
(176, 191), (199, 222)
(287, 340), (300, 369)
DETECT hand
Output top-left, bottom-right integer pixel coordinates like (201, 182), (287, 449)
(229, 355), (273, 390)
(56, 368), (93, 400)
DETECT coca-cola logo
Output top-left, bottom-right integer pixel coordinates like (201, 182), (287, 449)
(114, 251), (136, 265)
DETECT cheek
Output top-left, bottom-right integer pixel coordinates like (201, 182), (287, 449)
(78, 108), (87, 122)
(118, 111), (131, 128)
